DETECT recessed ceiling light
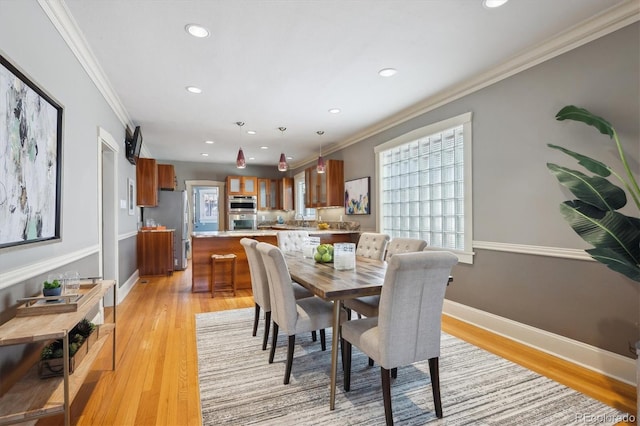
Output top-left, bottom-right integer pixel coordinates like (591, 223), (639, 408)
(483, 0), (508, 8)
(204, 140), (214, 144)
(201, 153), (209, 157)
(260, 146), (269, 150)
(328, 108), (341, 114)
(247, 130), (256, 135)
(185, 24), (210, 38)
(186, 86), (202, 94)
(378, 68), (397, 77)
(248, 157), (255, 160)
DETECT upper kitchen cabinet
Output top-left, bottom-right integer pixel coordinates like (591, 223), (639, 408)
(257, 178), (271, 210)
(257, 178), (294, 211)
(136, 158), (158, 206)
(280, 177), (294, 211)
(157, 164), (176, 190)
(227, 176), (257, 196)
(305, 160), (344, 208)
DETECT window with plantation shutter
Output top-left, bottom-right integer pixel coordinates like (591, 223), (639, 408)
(375, 112), (474, 263)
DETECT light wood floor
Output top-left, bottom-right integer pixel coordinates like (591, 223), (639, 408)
(37, 264), (636, 425)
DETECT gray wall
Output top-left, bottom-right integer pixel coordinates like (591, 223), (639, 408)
(0, 1), (137, 382)
(167, 160), (291, 191)
(295, 23), (640, 357)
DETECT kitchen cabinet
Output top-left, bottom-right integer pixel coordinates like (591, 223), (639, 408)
(136, 158), (158, 206)
(257, 178), (294, 211)
(280, 177), (294, 211)
(305, 160), (344, 208)
(226, 176), (257, 196)
(0, 280), (116, 426)
(137, 230), (174, 276)
(258, 178), (271, 210)
(157, 164), (176, 190)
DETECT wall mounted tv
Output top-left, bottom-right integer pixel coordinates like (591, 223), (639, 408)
(126, 126), (143, 164)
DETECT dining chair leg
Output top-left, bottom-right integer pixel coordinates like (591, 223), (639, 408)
(319, 329), (326, 351)
(428, 357), (443, 418)
(269, 322), (279, 364)
(343, 338), (352, 391)
(311, 330), (317, 342)
(369, 357), (374, 367)
(262, 311), (271, 351)
(381, 367), (394, 426)
(284, 335), (296, 385)
(391, 367), (397, 379)
(252, 304), (260, 337)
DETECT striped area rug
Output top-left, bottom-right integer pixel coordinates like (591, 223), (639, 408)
(196, 308), (629, 425)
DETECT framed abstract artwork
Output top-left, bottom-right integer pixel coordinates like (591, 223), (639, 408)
(0, 54), (63, 249)
(345, 176), (370, 215)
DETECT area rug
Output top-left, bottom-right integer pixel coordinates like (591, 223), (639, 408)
(196, 308), (629, 425)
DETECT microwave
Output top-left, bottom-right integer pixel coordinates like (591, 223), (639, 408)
(228, 213), (257, 230)
(228, 195), (257, 213)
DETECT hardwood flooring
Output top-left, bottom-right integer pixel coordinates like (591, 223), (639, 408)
(36, 264), (636, 425)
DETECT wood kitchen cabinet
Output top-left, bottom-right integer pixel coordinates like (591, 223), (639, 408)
(305, 160), (344, 208)
(157, 164), (176, 190)
(226, 176), (257, 196)
(136, 158), (158, 206)
(258, 178), (294, 211)
(137, 230), (174, 276)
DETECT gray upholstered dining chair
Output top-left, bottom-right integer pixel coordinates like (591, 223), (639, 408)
(354, 232), (390, 260)
(240, 238), (314, 350)
(345, 237), (428, 319)
(385, 237), (428, 260)
(341, 251), (458, 425)
(276, 230), (310, 253)
(256, 241), (340, 385)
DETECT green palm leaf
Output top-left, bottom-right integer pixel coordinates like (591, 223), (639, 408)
(547, 144), (610, 177)
(559, 200), (640, 266)
(547, 163), (626, 211)
(587, 248), (640, 282)
(555, 105), (614, 138)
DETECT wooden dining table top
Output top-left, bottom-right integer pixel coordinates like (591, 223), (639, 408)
(284, 253), (387, 301)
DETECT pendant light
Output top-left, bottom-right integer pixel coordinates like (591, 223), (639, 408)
(316, 130), (326, 174)
(277, 127), (288, 172)
(235, 121), (246, 169)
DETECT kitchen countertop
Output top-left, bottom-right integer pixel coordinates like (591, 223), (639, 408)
(192, 228), (359, 238)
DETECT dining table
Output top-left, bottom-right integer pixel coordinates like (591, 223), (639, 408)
(285, 252), (454, 411)
(285, 253), (388, 410)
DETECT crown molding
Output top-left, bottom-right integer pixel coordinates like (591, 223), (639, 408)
(38, 0), (133, 130)
(292, 0), (640, 170)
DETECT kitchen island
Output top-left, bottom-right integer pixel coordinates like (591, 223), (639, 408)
(191, 229), (360, 293)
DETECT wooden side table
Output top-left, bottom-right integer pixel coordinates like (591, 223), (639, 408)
(210, 254), (237, 297)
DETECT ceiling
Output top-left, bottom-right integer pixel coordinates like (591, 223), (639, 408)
(61, 0), (630, 169)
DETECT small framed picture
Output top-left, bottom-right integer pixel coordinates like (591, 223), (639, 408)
(345, 177), (370, 215)
(128, 178), (135, 215)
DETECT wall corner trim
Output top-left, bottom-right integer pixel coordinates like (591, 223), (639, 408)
(443, 299), (636, 385)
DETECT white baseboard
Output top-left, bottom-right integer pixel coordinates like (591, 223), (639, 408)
(117, 270), (139, 304)
(443, 300), (637, 386)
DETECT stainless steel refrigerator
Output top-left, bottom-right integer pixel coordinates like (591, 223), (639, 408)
(145, 190), (189, 270)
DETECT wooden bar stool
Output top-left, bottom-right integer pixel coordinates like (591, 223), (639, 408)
(210, 254), (237, 297)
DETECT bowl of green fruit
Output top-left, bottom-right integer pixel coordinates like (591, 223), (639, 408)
(314, 244), (334, 263)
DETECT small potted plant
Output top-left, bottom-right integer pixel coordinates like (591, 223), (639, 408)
(42, 278), (62, 297)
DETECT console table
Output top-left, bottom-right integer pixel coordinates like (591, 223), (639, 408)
(0, 280), (116, 426)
